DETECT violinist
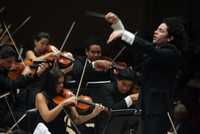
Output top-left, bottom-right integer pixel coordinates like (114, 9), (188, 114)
(25, 32), (58, 62)
(25, 32), (74, 75)
(0, 44), (49, 129)
(35, 65), (105, 134)
(0, 44), (48, 92)
(72, 35), (112, 87)
(93, 67), (140, 134)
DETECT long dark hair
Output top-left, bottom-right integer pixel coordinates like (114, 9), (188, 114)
(42, 65), (64, 99)
(163, 17), (188, 53)
(33, 32), (50, 42)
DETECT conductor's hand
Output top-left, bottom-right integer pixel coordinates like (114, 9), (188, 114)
(107, 30), (123, 44)
(105, 12), (119, 24)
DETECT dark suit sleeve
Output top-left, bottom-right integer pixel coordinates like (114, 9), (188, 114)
(0, 74), (35, 91)
(72, 58), (95, 82)
(72, 58), (111, 84)
(98, 84), (128, 110)
(71, 58), (84, 81)
(111, 99), (128, 110)
(132, 36), (178, 63)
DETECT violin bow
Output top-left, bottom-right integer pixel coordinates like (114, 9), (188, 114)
(59, 21), (76, 52)
(12, 16), (31, 35)
(52, 21), (76, 69)
(112, 32), (138, 63)
(75, 59), (88, 97)
(0, 24), (12, 41)
(3, 22), (26, 67)
(0, 16), (31, 41)
(112, 46), (127, 63)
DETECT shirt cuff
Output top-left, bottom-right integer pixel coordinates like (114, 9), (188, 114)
(111, 20), (125, 30)
(121, 30), (135, 45)
(125, 96), (133, 107)
(91, 61), (96, 69)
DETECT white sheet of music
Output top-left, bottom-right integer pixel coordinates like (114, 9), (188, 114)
(33, 123), (51, 134)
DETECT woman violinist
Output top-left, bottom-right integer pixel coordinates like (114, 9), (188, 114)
(25, 32), (74, 74)
(35, 65), (105, 134)
(25, 32), (58, 61)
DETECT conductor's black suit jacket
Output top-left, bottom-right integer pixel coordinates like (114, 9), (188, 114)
(133, 36), (180, 115)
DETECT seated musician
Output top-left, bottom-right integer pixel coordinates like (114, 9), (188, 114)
(71, 35), (113, 87)
(35, 65), (105, 134)
(0, 44), (48, 92)
(25, 32), (74, 75)
(25, 32), (58, 61)
(93, 67), (140, 134)
(0, 44), (48, 129)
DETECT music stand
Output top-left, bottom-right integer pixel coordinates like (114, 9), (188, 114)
(104, 109), (142, 134)
(7, 108), (37, 133)
(86, 80), (111, 101)
(0, 91), (21, 130)
(86, 81), (142, 134)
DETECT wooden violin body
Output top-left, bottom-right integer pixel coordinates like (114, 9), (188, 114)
(53, 89), (95, 115)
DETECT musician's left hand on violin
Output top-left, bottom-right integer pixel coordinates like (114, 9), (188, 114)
(35, 63), (50, 76)
(93, 103), (105, 114)
(61, 63), (74, 74)
(21, 66), (33, 76)
(21, 63), (49, 77)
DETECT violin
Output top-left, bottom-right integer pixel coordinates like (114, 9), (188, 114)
(0, 57), (31, 80)
(46, 45), (74, 68)
(53, 89), (97, 115)
(7, 59), (44, 80)
(94, 56), (128, 73)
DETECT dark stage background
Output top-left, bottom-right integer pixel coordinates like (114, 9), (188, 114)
(1, 0), (199, 54)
